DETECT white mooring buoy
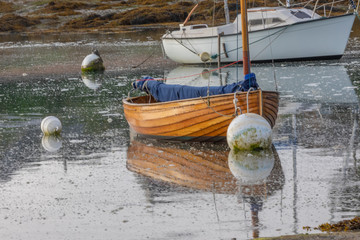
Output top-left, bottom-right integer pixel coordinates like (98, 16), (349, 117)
(41, 116), (62, 136)
(227, 113), (272, 151)
(81, 49), (105, 73)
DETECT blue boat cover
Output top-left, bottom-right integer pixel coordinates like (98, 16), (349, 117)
(132, 73), (259, 102)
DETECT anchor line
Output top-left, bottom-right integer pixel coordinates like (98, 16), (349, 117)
(200, 96), (236, 117)
(213, 26), (288, 59)
(166, 25), (287, 61)
(168, 31), (199, 56)
(135, 26), (288, 87)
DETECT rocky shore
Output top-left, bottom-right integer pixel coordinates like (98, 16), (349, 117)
(0, 0), (351, 34)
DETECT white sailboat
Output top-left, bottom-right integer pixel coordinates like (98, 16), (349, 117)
(161, 0), (356, 63)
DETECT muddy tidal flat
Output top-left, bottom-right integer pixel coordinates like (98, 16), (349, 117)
(1, 4), (360, 240)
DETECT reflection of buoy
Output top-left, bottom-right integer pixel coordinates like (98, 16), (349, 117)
(201, 69), (210, 79)
(81, 72), (102, 90)
(227, 113), (272, 151)
(228, 148), (275, 184)
(41, 116), (62, 135)
(42, 135), (62, 152)
(81, 49), (105, 73)
(200, 52), (210, 62)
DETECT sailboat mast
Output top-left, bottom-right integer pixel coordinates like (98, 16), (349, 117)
(240, 0), (251, 75)
(224, 0), (230, 24)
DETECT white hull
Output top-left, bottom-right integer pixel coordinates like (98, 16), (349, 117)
(162, 14), (355, 64)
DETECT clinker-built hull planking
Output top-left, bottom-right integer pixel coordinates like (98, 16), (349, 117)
(123, 90), (279, 141)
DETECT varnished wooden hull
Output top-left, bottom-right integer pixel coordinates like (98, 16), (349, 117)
(123, 90), (279, 141)
(127, 140), (237, 193)
(126, 139), (284, 195)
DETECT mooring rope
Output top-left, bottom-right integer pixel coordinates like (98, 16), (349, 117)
(200, 95), (237, 117)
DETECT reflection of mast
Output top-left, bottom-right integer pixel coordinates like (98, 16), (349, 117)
(229, 145), (285, 238)
(250, 196), (262, 238)
(345, 108), (358, 174)
(292, 114), (298, 234)
(329, 107), (359, 223)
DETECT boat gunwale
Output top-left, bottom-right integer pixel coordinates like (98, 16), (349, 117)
(122, 89), (278, 107)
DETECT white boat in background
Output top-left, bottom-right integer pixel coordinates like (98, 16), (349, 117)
(161, 4), (356, 64)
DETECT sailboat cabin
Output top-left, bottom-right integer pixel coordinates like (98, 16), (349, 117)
(173, 7), (322, 38)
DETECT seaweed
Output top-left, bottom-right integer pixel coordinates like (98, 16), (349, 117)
(0, 14), (40, 32)
(304, 216), (360, 232)
(0, 0), (352, 33)
(0, 1), (15, 13)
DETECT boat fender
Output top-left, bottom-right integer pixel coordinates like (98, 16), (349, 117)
(200, 52), (210, 62)
(41, 116), (62, 136)
(81, 49), (105, 73)
(227, 113), (272, 151)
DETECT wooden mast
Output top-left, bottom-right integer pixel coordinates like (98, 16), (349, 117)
(240, 0), (251, 75)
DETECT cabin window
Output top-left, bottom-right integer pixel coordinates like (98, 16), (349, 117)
(291, 10), (311, 19)
(266, 18), (284, 24)
(249, 18), (284, 26)
(249, 19), (264, 26)
(190, 24), (208, 30)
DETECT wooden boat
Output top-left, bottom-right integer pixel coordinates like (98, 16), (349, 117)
(162, 1), (356, 63)
(123, 90), (278, 141)
(123, 0), (279, 142)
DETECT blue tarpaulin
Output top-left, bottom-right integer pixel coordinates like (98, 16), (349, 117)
(132, 73), (259, 102)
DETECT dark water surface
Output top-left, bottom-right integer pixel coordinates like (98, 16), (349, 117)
(0, 24), (360, 240)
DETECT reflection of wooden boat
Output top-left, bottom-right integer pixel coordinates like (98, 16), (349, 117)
(123, 0), (279, 142)
(127, 138), (285, 239)
(123, 90), (278, 141)
(127, 139), (237, 193)
(162, 3), (355, 64)
(126, 139), (284, 195)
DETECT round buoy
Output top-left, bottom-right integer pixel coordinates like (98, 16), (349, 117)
(42, 135), (62, 152)
(41, 116), (62, 135)
(228, 148), (275, 184)
(200, 52), (210, 62)
(81, 49), (105, 73)
(227, 113), (272, 151)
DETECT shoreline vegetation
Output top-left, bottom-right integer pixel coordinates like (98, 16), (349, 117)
(0, 0), (353, 35)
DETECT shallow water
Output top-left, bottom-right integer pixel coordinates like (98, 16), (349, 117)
(0, 25), (360, 240)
